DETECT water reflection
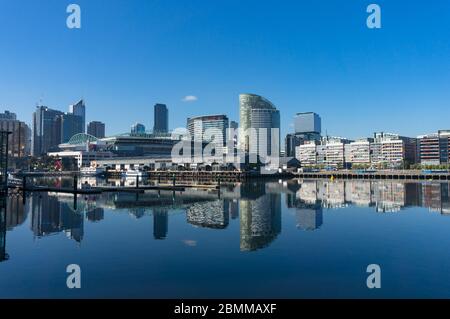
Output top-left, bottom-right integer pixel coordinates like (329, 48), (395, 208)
(1, 180), (450, 263)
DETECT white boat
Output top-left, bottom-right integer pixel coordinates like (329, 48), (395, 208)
(121, 169), (148, 178)
(80, 167), (105, 177)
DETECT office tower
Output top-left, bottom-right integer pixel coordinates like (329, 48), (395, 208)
(131, 123), (146, 134)
(87, 121), (106, 138)
(32, 106), (64, 156)
(0, 111), (31, 157)
(293, 112), (322, 141)
(285, 133), (305, 158)
(187, 115), (229, 154)
(228, 120), (239, 155)
(60, 113), (83, 143)
(69, 99), (86, 133)
(153, 103), (168, 134)
(239, 94), (280, 156)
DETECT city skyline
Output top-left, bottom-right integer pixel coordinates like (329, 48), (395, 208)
(1, 1), (450, 139)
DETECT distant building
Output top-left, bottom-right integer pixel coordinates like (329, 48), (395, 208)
(239, 94), (280, 157)
(87, 121), (105, 139)
(371, 132), (418, 167)
(187, 115), (229, 155)
(296, 141), (318, 166)
(0, 111), (31, 157)
(60, 113), (83, 143)
(69, 100), (86, 133)
(101, 133), (179, 157)
(346, 139), (373, 165)
(418, 130), (450, 165)
(153, 104), (168, 134)
(32, 106), (64, 156)
(294, 112), (321, 135)
(131, 123), (146, 135)
(228, 120), (239, 155)
(0, 111), (17, 120)
(285, 133), (304, 158)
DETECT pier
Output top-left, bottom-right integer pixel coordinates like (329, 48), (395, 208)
(296, 170), (450, 181)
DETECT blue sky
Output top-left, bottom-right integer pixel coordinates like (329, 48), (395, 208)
(1, 0), (449, 139)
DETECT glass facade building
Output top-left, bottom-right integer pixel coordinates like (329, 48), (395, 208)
(154, 104), (168, 134)
(294, 112), (321, 135)
(87, 121), (106, 139)
(187, 115), (229, 154)
(239, 94), (280, 156)
(69, 100), (86, 133)
(32, 106), (64, 156)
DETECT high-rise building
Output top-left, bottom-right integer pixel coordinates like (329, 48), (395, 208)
(32, 106), (64, 156)
(131, 123), (146, 135)
(239, 94), (280, 156)
(69, 99), (86, 133)
(294, 112), (321, 135)
(60, 113), (83, 143)
(87, 121), (105, 138)
(0, 111), (31, 157)
(153, 103), (168, 134)
(0, 111), (17, 120)
(187, 114), (229, 154)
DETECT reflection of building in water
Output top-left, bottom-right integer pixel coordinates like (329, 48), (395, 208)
(239, 182), (266, 200)
(240, 193), (281, 251)
(372, 182), (405, 213)
(153, 208), (168, 239)
(317, 181), (346, 208)
(5, 196), (28, 229)
(422, 183), (450, 214)
(187, 200), (229, 229)
(345, 181), (372, 207)
(296, 180), (319, 205)
(30, 193), (84, 243)
(0, 197), (7, 262)
(295, 180), (425, 214)
(86, 208), (104, 222)
(296, 203), (323, 231)
(129, 207), (147, 219)
(228, 200), (239, 219)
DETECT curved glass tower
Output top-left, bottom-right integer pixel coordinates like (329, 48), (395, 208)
(239, 94), (280, 156)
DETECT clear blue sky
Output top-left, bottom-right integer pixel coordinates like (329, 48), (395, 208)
(1, 0), (449, 139)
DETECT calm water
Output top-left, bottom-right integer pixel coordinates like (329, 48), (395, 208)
(1, 179), (450, 298)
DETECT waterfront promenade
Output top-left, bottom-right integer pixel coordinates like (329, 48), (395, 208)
(295, 170), (450, 181)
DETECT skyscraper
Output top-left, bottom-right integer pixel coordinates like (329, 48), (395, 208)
(239, 94), (280, 156)
(60, 113), (83, 143)
(32, 106), (64, 156)
(153, 103), (168, 134)
(87, 121), (106, 138)
(131, 123), (146, 134)
(0, 111), (31, 157)
(69, 99), (86, 133)
(187, 115), (229, 146)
